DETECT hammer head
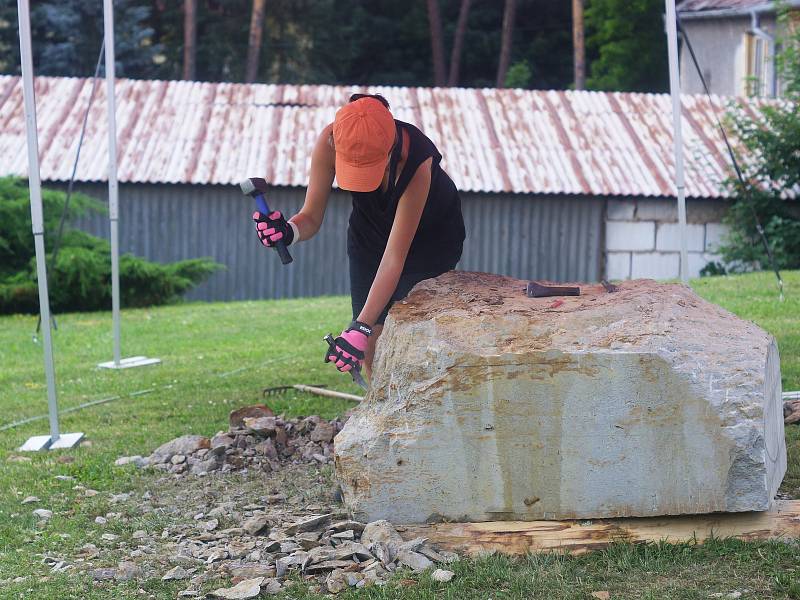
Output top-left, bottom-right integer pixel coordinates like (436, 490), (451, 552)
(239, 177), (268, 197)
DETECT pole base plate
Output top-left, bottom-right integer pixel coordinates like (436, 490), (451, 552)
(19, 435), (52, 452)
(98, 356), (161, 369)
(20, 432), (85, 452)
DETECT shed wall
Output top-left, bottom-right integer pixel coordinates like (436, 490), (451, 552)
(69, 183), (604, 302)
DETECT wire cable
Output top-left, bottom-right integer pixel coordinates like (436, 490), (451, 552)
(35, 40), (106, 335)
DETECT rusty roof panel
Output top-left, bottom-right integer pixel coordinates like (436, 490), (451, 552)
(0, 75), (754, 198)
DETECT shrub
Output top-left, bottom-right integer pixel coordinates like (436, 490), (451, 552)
(717, 8), (800, 272)
(0, 177), (223, 314)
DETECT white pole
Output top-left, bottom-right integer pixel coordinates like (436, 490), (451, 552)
(666, 0), (690, 284)
(17, 0), (60, 444)
(104, 0), (122, 365)
(97, 0), (160, 371)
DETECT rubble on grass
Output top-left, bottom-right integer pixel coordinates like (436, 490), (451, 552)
(75, 476), (457, 595)
(69, 406), (459, 594)
(785, 399), (800, 425)
(116, 407), (347, 477)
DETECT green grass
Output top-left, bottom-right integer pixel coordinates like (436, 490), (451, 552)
(1, 271), (799, 599)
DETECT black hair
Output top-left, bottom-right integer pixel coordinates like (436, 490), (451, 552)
(348, 93), (390, 109)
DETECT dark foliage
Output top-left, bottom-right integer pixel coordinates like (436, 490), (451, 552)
(584, 0), (669, 92)
(0, 177), (222, 314)
(0, 0), (669, 92)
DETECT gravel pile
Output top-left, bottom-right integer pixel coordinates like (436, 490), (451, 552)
(117, 404), (347, 477)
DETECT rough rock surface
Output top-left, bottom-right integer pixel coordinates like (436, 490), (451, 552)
(335, 272), (786, 523)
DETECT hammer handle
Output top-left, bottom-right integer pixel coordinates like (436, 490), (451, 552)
(255, 194), (293, 265)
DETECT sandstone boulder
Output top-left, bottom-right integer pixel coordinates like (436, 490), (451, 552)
(335, 272), (786, 523)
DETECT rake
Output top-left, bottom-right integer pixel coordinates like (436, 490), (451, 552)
(263, 384), (363, 403)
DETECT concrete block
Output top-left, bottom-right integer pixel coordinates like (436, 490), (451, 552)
(688, 200), (730, 224)
(636, 200), (676, 222)
(637, 200), (729, 224)
(605, 252), (632, 281)
(656, 223), (706, 252)
(705, 223), (730, 252)
(607, 200), (636, 221)
(335, 272), (786, 523)
(606, 221), (655, 252)
(631, 252), (681, 280)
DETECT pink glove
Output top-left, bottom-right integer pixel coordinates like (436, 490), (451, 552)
(252, 210), (294, 247)
(326, 321), (372, 373)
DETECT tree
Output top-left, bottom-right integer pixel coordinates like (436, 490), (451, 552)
(504, 60), (532, 88)
(0, 0), (164, 78)
(584, 0), (668, 92)
(496, 0), (517, 88)
(245, 0), (267, 83)
(182, 0), (197, 80)
(447, 0), (472, 86)
(0, 0), (577, 91)
(715, 10), (800, 272)
(572, 0), (585, 89)
(426, 0), (447, 86)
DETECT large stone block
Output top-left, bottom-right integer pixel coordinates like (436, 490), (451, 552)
(335, 272), (785, 524)
(656, 223), (706, 252)
(605, 252), (632, 280)
(607, 199), (636, 221)
(606, 221), (655, 251)
(630, 252), (680, 279)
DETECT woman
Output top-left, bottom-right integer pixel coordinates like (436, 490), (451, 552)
(253, 94), (465, 381)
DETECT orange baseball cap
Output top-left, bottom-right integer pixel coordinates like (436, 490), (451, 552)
(333, 97), (396, 192)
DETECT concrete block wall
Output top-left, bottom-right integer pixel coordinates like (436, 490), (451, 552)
(605, 198), (729, 281)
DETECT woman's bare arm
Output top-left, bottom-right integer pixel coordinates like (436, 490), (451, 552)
(357, 157), (433, 326)
(289, 124), (335, 241)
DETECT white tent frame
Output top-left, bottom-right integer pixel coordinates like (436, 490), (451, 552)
(16, 0), (83, 451)
(97, 0), (160, 370)
(666, 0), (690, 283)
(17, 0), (159, 453)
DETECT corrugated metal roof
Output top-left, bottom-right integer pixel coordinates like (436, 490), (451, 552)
(0, 75), (753, 198)
(677, 0), (770, 12)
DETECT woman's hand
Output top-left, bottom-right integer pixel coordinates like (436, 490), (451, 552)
(326, 321), (372, 373)
(253, 210), (295, 247)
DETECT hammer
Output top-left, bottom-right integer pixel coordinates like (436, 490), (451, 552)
(240, 177), (293, 265)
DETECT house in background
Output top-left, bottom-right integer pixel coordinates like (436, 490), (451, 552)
(678, 0), (800, 98)
(0, 76), (746, 300)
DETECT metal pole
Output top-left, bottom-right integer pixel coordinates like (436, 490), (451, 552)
(17, 0), (60, 444)
(104, 0), (121, 365)
(666, 0), (690, 283)
(96, 0), (160, 371)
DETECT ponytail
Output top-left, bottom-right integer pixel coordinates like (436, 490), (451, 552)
(348, 93), (390, 109)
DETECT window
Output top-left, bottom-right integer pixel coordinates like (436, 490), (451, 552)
(744, 31), (773, 96)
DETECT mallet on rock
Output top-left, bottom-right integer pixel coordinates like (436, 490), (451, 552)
(240, 177), (293, 265)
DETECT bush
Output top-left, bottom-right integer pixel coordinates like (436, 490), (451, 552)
(0, 177), (223, 314)
(718, 8), (800, 271)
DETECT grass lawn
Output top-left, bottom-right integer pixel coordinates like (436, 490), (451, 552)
(0, 271), (799, 599)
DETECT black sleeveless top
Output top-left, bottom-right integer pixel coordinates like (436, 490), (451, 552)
(347, 120), (465, 272)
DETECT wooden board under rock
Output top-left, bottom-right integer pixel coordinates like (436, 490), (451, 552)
(399, 500), (800, 556)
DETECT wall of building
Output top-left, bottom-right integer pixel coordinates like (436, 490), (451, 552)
(679, 14), (777, 97)
(604, 198), (729, 280)
(69, 183), (605, 302)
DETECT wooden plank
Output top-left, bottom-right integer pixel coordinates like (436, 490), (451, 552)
(400, 500), (800, 556)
